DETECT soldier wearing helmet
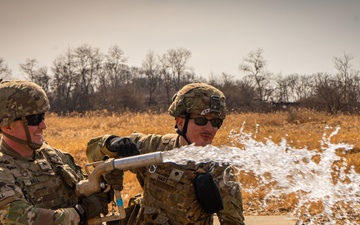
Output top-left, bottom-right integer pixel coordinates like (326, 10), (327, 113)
(168, 82), (227, 146)
(86, 82), (245, 225)
(0, 80), (110, 224)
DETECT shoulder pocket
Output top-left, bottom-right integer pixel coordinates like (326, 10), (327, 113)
(57, 164), (81, 189)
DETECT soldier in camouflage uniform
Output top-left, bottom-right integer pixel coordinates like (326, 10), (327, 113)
(0, 80), (110, 225)
(86, 82), (245, 225)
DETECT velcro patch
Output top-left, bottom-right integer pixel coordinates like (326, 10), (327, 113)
(150, 172), (176, 187)
(37, 159), (51, 170)
(0, 190), (16, 200)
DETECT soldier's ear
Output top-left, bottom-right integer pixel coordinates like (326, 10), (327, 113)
(175, 117), (184, 130)
(1, 125), (11, 134)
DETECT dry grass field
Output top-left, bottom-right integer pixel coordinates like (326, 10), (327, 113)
(44, 109), (360, 218)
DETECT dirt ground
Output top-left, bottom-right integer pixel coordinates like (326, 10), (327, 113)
(214, 215), (295, 225)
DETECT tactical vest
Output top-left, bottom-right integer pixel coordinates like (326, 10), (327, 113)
(133, 134), (223, 225)
(0, 144), (83, 209)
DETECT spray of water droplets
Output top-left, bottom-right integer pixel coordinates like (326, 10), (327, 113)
(162, 124), (360, 225)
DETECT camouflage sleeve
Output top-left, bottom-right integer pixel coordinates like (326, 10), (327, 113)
(86, 133), (165, 162)
(86, 134), (117, 162)
(0, 168), (80, 225)
(215, 166), (245, 225)
(129, 132), (163, 154)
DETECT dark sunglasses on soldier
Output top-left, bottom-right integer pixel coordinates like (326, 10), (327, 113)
(191, 117), (223, 128)
(14, 113), (45, 126)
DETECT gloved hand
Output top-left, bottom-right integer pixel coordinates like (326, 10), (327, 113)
(106, 136), (140, 157)
(75, 192), (110, 221)
(104, 169), (124, 190)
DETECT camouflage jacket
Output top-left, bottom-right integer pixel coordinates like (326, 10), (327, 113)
(87, 133), (245, 225)
(0, 139), (85, 225)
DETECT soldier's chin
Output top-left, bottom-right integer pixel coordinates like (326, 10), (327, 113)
(32, 137), (44, 145)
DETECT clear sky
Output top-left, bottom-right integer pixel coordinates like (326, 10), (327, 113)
(1, 0), (359, 80)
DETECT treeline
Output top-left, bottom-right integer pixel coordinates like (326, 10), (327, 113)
(1, 46), (359, 115)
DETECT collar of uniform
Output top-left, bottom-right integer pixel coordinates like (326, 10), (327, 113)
(0, 140), (35, 161)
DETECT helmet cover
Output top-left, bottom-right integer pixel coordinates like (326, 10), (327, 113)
(168, 82), (227, 119)
(0, 80), (50, 126)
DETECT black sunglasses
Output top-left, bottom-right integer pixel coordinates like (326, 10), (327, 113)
(14, 113), (45, 126)
(191, 117), (223, 128)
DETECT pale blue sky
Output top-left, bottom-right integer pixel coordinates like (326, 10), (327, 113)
(1, 0), (359, 79)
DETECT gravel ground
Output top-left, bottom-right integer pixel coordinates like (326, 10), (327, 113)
(213, 215), (295, 225)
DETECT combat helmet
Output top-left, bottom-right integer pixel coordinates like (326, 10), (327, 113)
(168, 82), (227, 119)
(0, 80), (50, 126)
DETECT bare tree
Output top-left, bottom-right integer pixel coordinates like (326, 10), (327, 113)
(234, 78), (257, 111)
(293, 74), (315, 102)
(73, 44), (103, 111)
(51, 48), (79, 113)
(159, 53), (172, 105)
(51, 45), (103, 113)
(165, 47), (193, 90)
(239, 48), (273, 102)
(313, 72), (342, 113)
(19, 58), (50, 92)
(218, 73), (236, 109)
(208, 72), (221, 87)
(97, 45), (129, 110)
(274, 74), (299, 102)
(142, 50), (162, 107)
(334, 52), (360, 110)
(0, 58), (12, 80)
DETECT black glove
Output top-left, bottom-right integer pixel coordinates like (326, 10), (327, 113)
(106, 136), (140, 157)
(104, 169), (124, 190)
(75, 192), (110, 221)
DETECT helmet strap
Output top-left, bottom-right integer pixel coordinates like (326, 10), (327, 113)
(23, 120), (43, 150)
(1, 131), (29, 145)
(175, 113), (192, 145)
(2, 117), (42, 151)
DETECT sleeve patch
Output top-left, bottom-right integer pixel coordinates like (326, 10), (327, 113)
(0, 190), (16, 201)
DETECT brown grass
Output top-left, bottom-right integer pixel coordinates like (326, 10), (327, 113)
(44, 109), (360, 215)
